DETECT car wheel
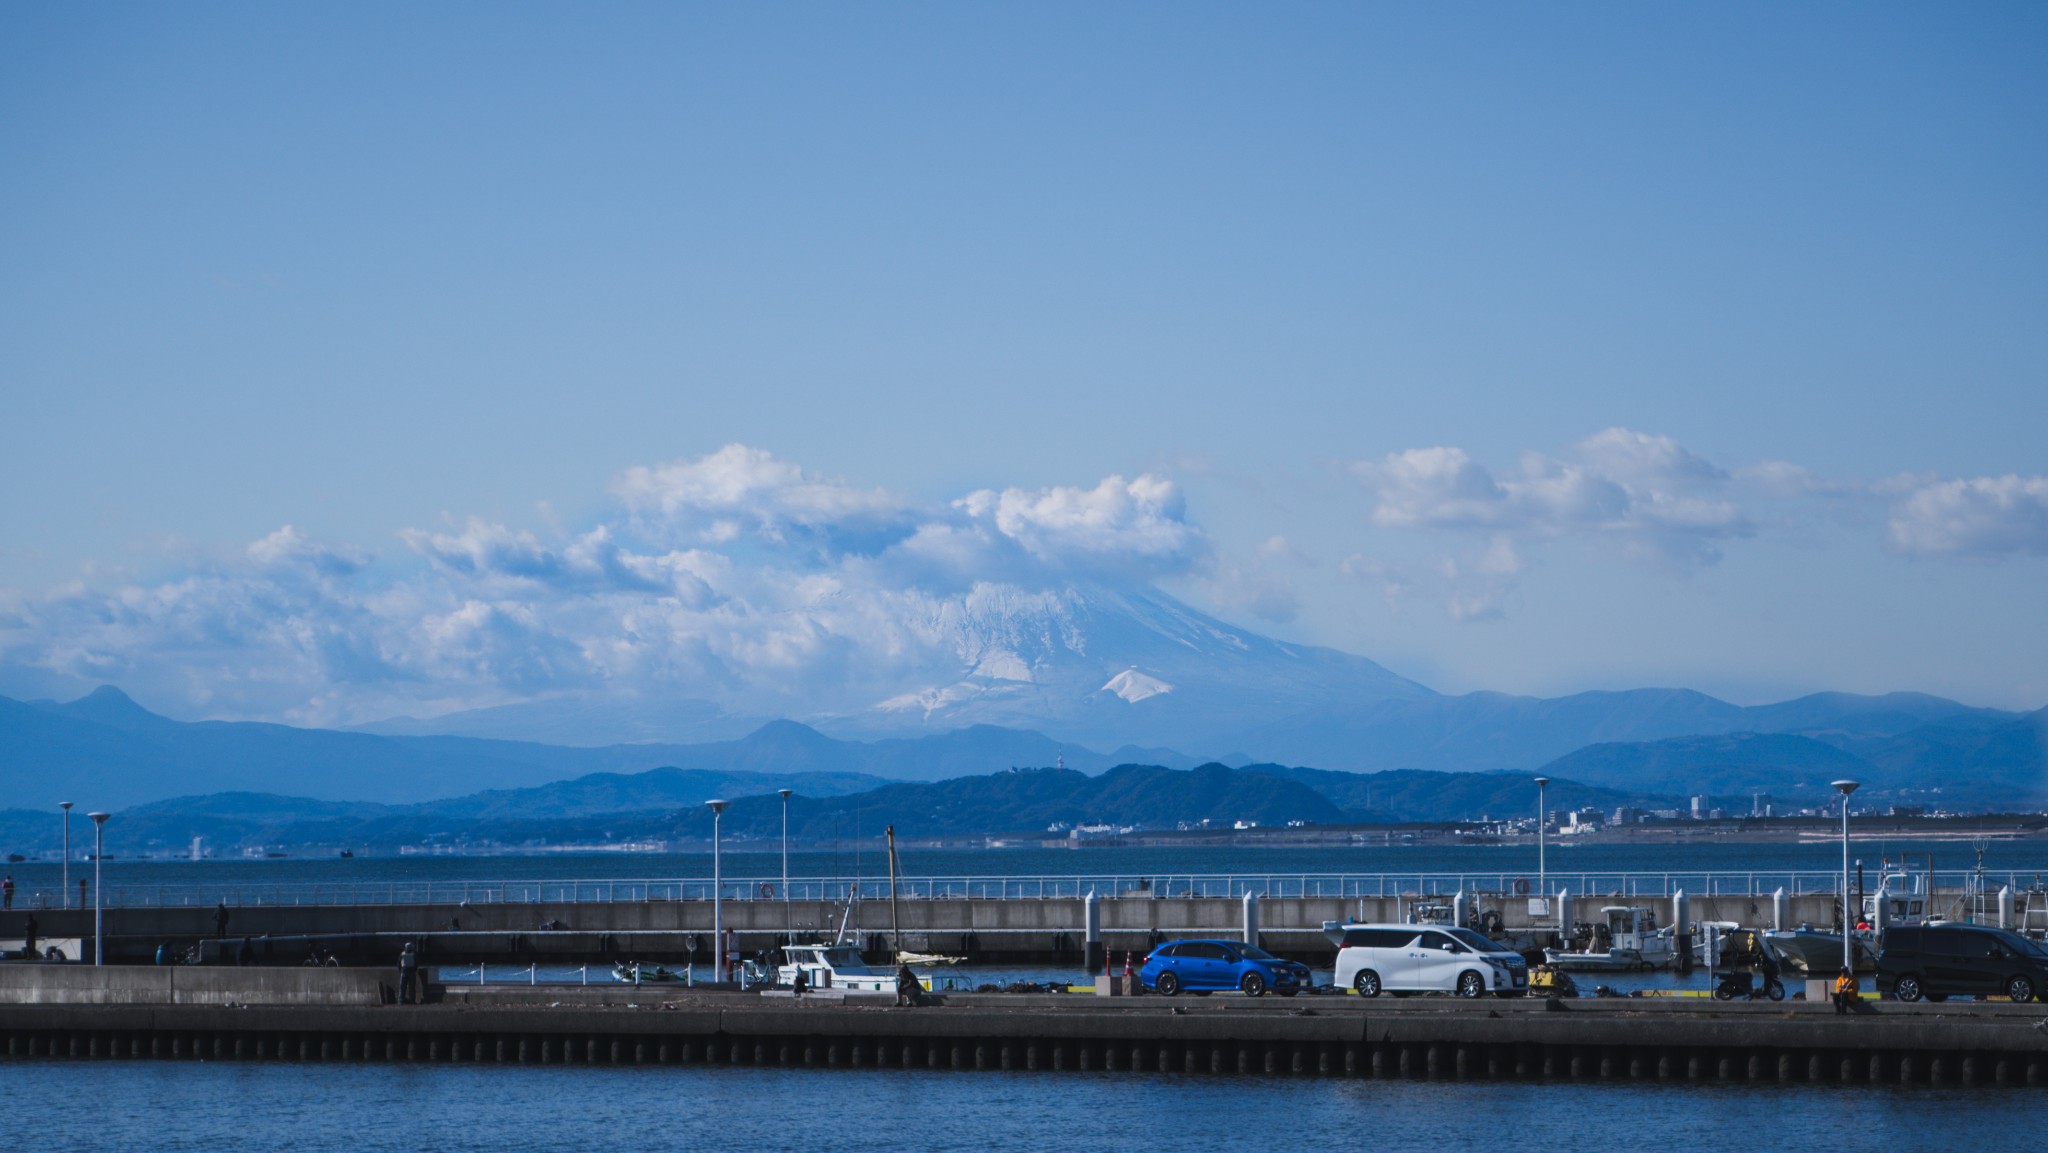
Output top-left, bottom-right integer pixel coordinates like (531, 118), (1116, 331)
(1456, 971), (1486, 998)
(2008, 975), (2037, 1003)
(1240, 971), (1267, 997)
(1764, 978), (1785, 1002)
(1353, 970), (1381, 998)
(1892, 974), (1924, 1002)
(1156, 971), (1180, 996)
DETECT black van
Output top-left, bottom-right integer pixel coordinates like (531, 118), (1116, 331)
(1877, 925), (2048, 1003)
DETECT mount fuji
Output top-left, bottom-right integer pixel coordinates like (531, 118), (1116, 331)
(357, 583), (1435, 755)
(352, 581), (2024, 777)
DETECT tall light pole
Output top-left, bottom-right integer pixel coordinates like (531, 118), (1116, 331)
(778, 789), (793, 946)
(1533, 777), (1550, 896)
(88, 812), (109, 966)
(707, 800), (728, 982)
(1833, 780), (1859, 976)
(59, 802), (73, 908)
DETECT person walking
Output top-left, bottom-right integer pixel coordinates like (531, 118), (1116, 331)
(1832, 966), (1860, 1014)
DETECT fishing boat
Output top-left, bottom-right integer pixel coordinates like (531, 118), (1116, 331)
(776, 943), (897, 992)
(1543, 906), (1681, 972)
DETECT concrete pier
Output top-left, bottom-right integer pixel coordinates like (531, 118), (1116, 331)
(2, 992), (2046, 1085)
(1, 890), (1855, 966)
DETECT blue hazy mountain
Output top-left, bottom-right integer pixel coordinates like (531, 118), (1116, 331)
(0, 688), (1184, 809)
(1528, 710), (2048, 811)
(0, 761), (1659, 855)
(6, 678), (2034, 812)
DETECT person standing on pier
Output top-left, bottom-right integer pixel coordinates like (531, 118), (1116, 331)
(213, 900), (230, 939)
(399, 941), (419, 1005)
(1832, 967), (1861, 1014)
(2, 875), (13, 909)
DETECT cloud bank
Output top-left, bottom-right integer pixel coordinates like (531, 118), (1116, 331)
(1347, 428), (2045, 619)
(1, 439), (2036, 724)
(0, 448), (1214, 725)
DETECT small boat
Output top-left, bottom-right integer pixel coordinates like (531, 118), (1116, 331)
(612, 961), (684, 983)
(776, 944), (899, 993)
(893, 951), (963, 967)
(1544, 906), (1681, 972)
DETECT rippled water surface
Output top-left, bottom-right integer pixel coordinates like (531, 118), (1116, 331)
(16, 1061), (2047, 1152)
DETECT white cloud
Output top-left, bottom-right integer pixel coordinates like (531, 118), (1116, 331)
(246, 525), (365, 576)
(1887, 475), (2048, 557)
(1353, 428), (1750, 568)
(0, 448), (1225, 724)
(613, 444), (912, 554)
(957, 473), (1207, 579)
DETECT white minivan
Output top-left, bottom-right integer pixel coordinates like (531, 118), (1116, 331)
(1331, 923), (1529, 998)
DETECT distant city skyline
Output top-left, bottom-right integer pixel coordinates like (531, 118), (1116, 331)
(3, 5), (2043, 720)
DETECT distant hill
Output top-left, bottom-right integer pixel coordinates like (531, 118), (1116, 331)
(1261, 765), (1660, 823)
(0, 689), (1185, 809)
(0, 759), (1674, 857)
(1531, 711), (2048, 811)
(1223, 688), (2022, 773)
(1536, 733), (1874, 799)
(5, 685), (2038, 821)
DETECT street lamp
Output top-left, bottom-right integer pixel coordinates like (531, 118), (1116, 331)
(59, 802), (73, 909)
(88, 812), (109, 966)
(1533, 777), (1551, 896)
(1833, 780), (1859, 976)
(778, 789), (793, 945)
(707, 800), (728, 982)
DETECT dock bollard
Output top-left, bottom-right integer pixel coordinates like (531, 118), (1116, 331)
(1083, 890), (1102, 972)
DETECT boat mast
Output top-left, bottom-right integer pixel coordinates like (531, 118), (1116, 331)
(886, 824), (903, 964)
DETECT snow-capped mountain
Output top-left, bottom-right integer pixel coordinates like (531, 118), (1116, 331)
(353, 582), (1433, 752)
(825, 582), (1432, 748)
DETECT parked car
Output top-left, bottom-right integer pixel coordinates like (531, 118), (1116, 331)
(1332, 923), (1528, 998)
(1877, 924), (2048, 1003)
(1139, 939), (1312, 997)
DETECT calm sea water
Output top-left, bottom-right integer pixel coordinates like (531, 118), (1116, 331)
(7, 1061), (2042, 1151)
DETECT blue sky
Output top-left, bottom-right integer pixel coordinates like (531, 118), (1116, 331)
(2, 3), (2044, 722)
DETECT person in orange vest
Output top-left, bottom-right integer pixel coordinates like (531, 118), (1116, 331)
(1832, 966), (1860, 1014)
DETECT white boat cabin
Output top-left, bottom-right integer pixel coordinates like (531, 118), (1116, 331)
(777, 944), (894, 993)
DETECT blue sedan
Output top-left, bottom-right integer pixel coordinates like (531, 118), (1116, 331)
(1140, 939), (1312, 997)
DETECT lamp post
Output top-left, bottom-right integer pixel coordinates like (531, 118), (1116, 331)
(1533, 777), (1550, 896)
(1833, 780), (1859, 976)
(707, 800), (728, 982)
(59, 802), (73, 908)
(778, 789), (793, 945)
(88, 812), (109, 965)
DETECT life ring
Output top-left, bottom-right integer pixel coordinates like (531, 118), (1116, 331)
(759, 882), (776, 899)
(1512, 878), (1530, 895)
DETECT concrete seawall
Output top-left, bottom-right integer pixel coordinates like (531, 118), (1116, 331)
(3, 993), (2046, 1085)
(0, 966), (398, 1006)
(3, 891), (1851, 966)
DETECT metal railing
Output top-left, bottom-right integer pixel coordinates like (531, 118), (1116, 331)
(95, 869), (2026, 909)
